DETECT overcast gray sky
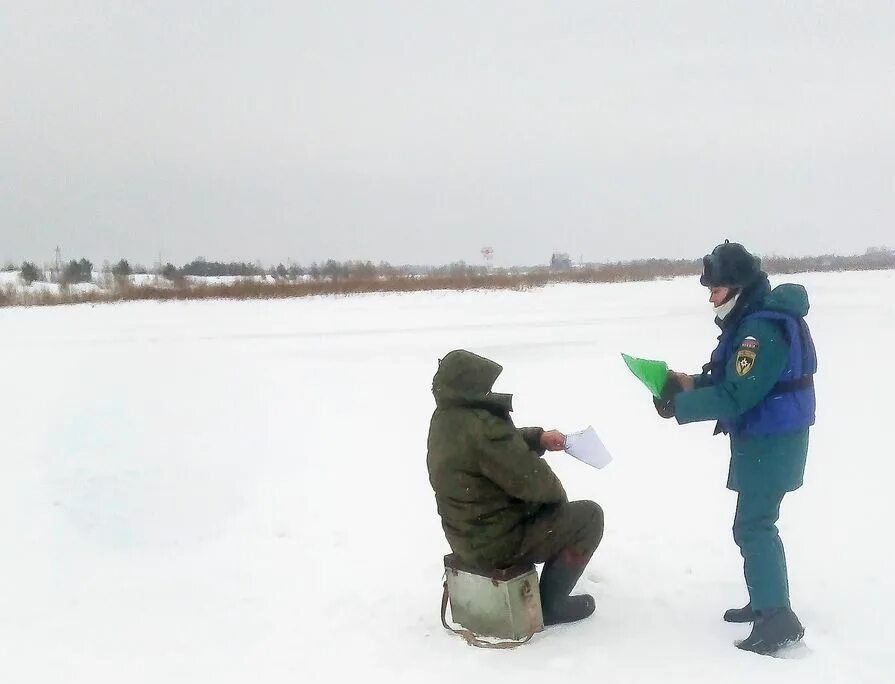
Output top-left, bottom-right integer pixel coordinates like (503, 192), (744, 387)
(2, 1), (893, 268)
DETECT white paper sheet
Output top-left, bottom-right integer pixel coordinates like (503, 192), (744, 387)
(563, 425), (613, 469)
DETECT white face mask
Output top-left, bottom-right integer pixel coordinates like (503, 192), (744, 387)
(713, 292), (740, 320)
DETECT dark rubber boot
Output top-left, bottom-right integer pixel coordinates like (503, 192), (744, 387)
(724, 604), (757, 623)
(736, 607), (804, 655)
(539, 552), (595, 626)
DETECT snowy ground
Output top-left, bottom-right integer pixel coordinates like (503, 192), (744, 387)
(1, 270), (892, 683)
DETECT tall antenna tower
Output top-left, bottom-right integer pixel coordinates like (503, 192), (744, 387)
(480, 246), (494, 270)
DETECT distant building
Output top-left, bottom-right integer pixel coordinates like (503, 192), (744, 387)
(550, 252), (572, 270)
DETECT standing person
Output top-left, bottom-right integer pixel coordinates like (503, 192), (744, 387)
(427, 349), (604, 626)
(654, 240), (816, 655)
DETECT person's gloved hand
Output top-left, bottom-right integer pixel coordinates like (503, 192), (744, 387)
(653, 372), (684, 419)
(653, 395), (675, 419)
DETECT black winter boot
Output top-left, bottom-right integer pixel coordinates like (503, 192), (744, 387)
(724, 604), (757, 623)
(539, 554), (595, 626)
(736, 607), (804, 655)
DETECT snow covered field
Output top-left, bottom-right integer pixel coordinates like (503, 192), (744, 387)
(1, 270), (892, 683)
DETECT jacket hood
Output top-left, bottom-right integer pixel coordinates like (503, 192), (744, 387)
(431, 349), (513, 413)
(762, 283), (810, 318)
(716, 274), (810, 330)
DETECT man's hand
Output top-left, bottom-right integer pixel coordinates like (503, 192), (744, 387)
(540, 430), (566, 452)
(671, 372), (695, 391)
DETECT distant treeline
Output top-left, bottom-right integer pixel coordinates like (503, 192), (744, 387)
(6, 248), (894, 286)
(2, 247), (893, 308)
(160, 249), (895, 281)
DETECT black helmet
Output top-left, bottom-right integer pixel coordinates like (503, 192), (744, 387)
(700, 240), (762, 288)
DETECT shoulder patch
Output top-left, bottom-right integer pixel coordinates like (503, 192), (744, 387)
(735, 348), (757, 377)
(739, 336), (760, 350)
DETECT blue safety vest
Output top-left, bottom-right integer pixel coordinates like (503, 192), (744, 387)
(708, 311), (817, 437)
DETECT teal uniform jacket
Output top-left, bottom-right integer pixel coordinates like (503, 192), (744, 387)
(674, 281), (810, 494)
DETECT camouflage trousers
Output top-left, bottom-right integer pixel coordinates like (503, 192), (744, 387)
(506, 500), (604, 567)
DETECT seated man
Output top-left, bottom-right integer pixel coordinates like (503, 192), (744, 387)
(426, 349), (604, 626)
